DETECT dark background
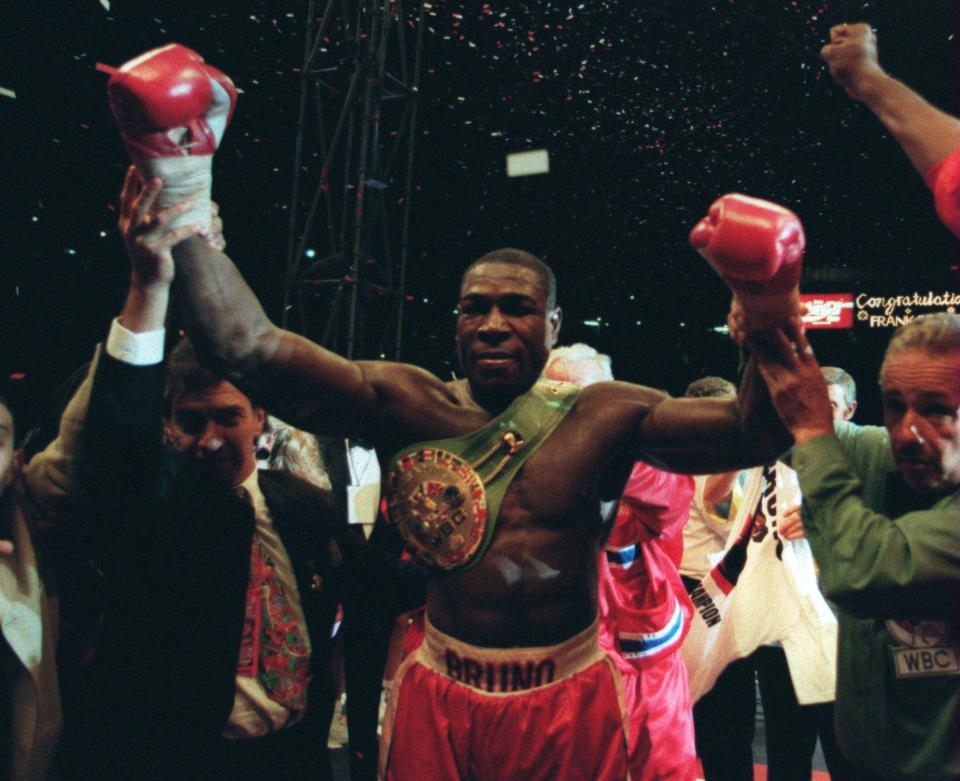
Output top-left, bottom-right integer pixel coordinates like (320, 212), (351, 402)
(2, 0), (957, 435)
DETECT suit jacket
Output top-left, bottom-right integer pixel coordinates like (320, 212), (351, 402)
(29, 346), (347, 778)
(0, 493), (61, 781)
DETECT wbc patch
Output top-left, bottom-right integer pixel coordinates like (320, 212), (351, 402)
(887, 619), (960, 679)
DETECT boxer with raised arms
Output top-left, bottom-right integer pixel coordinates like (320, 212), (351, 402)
(105, 43), (806, 780)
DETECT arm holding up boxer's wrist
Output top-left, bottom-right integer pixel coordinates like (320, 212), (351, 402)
(115, 166), (228, 334)
(747, 328), (835, 447)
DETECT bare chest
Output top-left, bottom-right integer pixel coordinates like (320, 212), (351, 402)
(383, 382), (650, 533)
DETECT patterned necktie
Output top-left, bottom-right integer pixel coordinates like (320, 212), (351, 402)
(235, 489), (312, 710)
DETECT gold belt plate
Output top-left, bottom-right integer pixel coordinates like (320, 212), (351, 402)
(387, 447), (489, 570)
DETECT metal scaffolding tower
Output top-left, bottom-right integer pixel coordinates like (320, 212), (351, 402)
(281, 0), (426, 360)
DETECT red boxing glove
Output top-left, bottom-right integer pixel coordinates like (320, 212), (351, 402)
(100, 44), (237, 230)
(690, 193), (804, 327)
(924, 148), (960, 240)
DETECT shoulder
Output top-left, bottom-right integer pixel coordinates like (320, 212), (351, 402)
(833, 419), (888, 446)
(565, 381), (675, 447)
(541, 381), (672, 480)
(355, 362), (485, 446)
(833, 420), (892, 472)
(355, 360), (457, 406)
(572, 380), (670, 416)
(579, 379), (669, 403)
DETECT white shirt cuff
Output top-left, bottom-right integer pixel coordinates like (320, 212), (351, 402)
(105, 318), (166, 366)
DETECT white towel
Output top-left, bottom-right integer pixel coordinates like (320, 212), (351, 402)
(682, 462), (837, 705)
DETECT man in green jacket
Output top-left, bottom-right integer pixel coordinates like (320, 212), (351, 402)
(751, 312), (959, 780)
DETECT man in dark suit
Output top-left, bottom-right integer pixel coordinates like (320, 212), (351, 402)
(24, 183), (349, 779)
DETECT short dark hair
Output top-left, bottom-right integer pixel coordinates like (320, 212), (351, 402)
(683, 376), (736, 399)
(820, 366), (857, 405)
(165, 337), (221, 406)
(164, 338), (260, 416)
(463, 248), (557, 308)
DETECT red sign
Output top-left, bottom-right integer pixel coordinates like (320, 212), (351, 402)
(800, 293), (854, 329)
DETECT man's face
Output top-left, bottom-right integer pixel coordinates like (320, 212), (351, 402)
(826, 383), (856, 421)
(882, 348), (960, 495)
(455, 263), (560, 396)
(165, 380), (265, 488)
(0, 404), (13, 498)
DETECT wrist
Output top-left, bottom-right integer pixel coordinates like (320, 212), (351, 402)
(106, 316), (165, 365)
(120, 282), (170, 333)
(847, 67), (892, 104)
(738, 287), (801, 332)
(129, 273), (173, 295)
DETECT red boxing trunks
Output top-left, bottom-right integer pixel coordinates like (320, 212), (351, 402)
(380, 617), (634, 781)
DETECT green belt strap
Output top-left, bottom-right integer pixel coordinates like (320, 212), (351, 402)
(389, 378), (582, 572)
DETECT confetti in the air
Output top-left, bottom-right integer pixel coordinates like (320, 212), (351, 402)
(2, 0), (956, 413)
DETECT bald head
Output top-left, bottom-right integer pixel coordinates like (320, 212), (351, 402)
(543, 343), (613, 387)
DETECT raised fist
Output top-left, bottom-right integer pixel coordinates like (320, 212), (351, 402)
(820, 23), (885, 102)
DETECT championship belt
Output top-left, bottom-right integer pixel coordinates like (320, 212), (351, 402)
(387, 380), (581, 572)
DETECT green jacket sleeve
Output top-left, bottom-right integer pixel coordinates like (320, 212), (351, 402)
(793, 432), (960, 619)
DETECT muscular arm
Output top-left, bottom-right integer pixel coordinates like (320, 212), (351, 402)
(118, 167), (385, 437)
(736, 348), (793, 451)
(635, 401), (783, 474)
(629, 353), (790, 474)
(171, 236), (383, 437)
